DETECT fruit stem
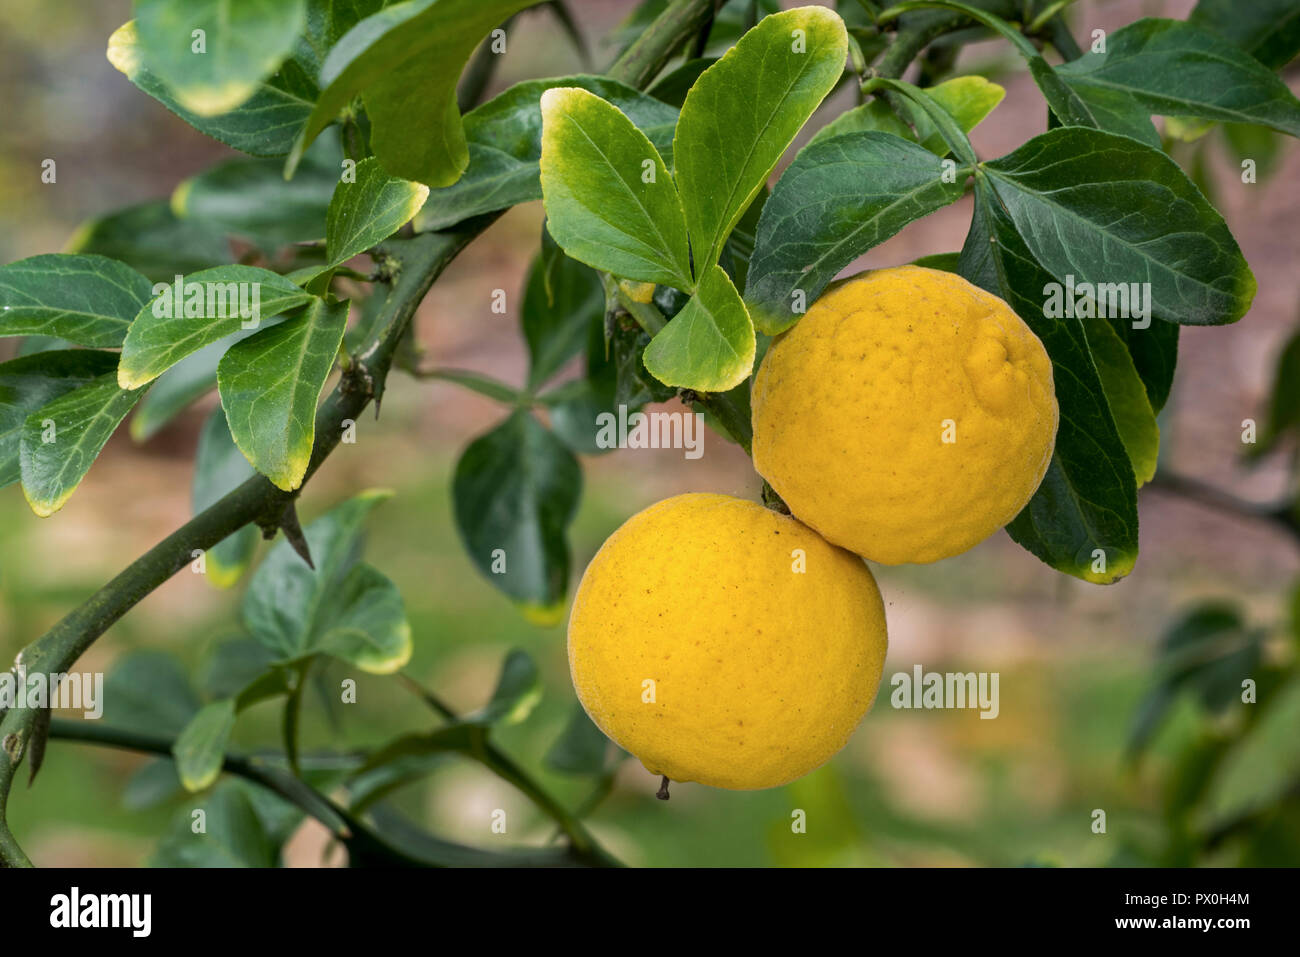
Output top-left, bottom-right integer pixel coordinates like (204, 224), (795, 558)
(656, 776), (671, 801)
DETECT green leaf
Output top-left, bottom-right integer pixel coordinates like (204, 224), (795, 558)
(1190, 0), (1300, 71)
(1259, 326), (1300, 453)
(546, 309), (624, 455)
(151, 779), (285, 866)
(0, 350), (118, 489)
(119, 267), (315, 388)
(545, 701), (611, 775)
(673, 6), (847, 270)
(289, 0), (543, 186)
(452, 410), (581, 619)
(172, 135), (342, 249)
(523, 240), (604, 389)
(200, 637), (279, 699)
(1106, 316), (1178, 415)
(811, 98), (912, 145)
(130, 330), (241, 441)
(1057, 19), (1300, 141)
(326, 158), (430, 267)
(913, 75), (1005, 153)
(643, 263), (754, 391)
(242, 490), (412, 672)
(193, 408), (259, 588)
(814, 74), (1004, 157)
(64, 200), (233, 283)
(0, 254), (152, 348)
(539, 87), (693, 289)
(314, 563), (413, 673)
(416, 75), (679, 232)
(102, 651), (201, 737)
(123, 759), (186, 810)
(1083, 320), (1160, 486)
(134, 0), (307, 116)
(981, 127), (1256, 326)
(647, 57), (716, 108)
(173, 698), (237, 792)
(1203, 676), (1300, 829)
(217, 296), (349, 490)
(960, 178), (1138, 584)
(882, 1), (1095, 128)
(466, 649), (542, 725)
(108, 20), (318, 159)
(744, 131), (966, 334)
(19, 374), (146, 517)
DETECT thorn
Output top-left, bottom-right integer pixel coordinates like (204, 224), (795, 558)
(656, 775), (671, 801)
(27, 706), (50, 787)
(279, 502), (315, 569)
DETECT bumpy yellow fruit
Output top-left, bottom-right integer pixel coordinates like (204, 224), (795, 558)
(568, 493), (887, 791)
(752, 266), (1058, 565)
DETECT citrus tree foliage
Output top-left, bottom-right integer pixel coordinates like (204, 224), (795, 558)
(1, 0), (1298, 867)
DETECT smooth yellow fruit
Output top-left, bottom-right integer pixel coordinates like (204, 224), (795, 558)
(752, 266), (1058, 565)
(568, 493), (888, 790)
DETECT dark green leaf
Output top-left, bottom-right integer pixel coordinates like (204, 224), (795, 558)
(960, 179), (1138, 583)
(173, 134), (343, 248)
(0, 254), (152, 348)
(744, 131), (966, 334)
(64, 200), (233, 283)
(289, 0), (543, 186)
(523, 242), (604, 389)
(199, 637), (279, 700)
(242, 490), (412, 672)
(193, 408), (259, 588)
(102, 651), (200, 737)
(1083, 320), (1160, 485)
(545, 702), (611, 775)
(1106, 317), (1178, 414)
(172, 698), (237, 792)
(134, 0), (308, 116)
(216, 297), (349, 491)
(1057, 19), (1300, 140)
(981, 127), (1256, 326)
(452, 410), (581, 620)
(108, 21), (318, 158)
(119, 266), (315, 388)
(883, 0), (1095, 127)
(19, 374), (146, 516)
(152, 779), (284, 866)
(0, 350), (118, 489)
(326, 158), (429, 267)
(467, 649), (542, 725)
(1190, 0), (1300, 70)
(416, 75), (679, 232)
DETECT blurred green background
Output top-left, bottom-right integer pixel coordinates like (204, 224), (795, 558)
(2, 0), (1299, 866)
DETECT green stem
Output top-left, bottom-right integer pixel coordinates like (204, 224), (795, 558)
(607, 0), (716, 87)
(0, 223), (488, 866)
(398, 676), (616, 864)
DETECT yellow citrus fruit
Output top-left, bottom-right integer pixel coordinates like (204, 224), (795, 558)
(568, 492), (888, 790)
(752, 266), (1058, 565)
